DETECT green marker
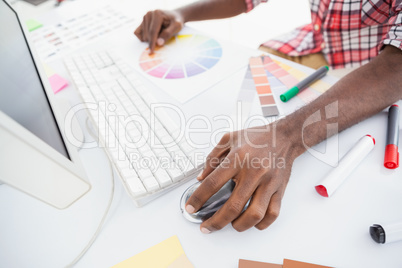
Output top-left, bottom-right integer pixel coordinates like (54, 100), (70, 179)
(280, 65), (329, 102)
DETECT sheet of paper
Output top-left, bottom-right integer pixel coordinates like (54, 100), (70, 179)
(112, 236), (185, 268)
(239, 259), (283, 268)
(283, 259), (333, 268)
(122, 27), (253, 103)
(48, 74), (68, 94)
(28, 5), (136, 61)
(167, 253), (194, 268)
(25, 19), (43, 32)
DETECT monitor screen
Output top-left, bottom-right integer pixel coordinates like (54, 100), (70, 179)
(0, 1), (69, 159)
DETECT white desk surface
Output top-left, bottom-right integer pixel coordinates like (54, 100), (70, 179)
(1, 1), (402, 268)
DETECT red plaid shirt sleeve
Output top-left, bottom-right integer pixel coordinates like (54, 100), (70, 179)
(257, 0), (402, 69)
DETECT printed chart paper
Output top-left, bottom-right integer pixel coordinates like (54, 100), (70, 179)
(28, 6), (136, 61)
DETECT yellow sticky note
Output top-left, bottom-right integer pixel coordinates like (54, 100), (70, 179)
(42, 63), (56, 77)
(112, 236), (185, 268)
(167, 254), (194, 268)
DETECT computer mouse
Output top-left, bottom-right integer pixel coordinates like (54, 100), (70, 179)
(181, 180), (247, 223)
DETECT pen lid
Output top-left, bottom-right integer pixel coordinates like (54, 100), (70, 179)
(280, 86), (299, 102)
(384, 144), (399, 169)
(370, 224), (386, 244)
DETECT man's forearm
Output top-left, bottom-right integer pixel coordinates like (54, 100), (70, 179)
(282, 45), (402, 156)
(176, 0), (247, 23)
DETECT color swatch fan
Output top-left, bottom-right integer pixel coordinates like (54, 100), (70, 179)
(139, 34), (222, 79)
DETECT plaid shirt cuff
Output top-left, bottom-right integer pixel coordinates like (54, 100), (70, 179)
(382, 11), (402, 50)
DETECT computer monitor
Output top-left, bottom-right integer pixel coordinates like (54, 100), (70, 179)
(0, 0), (91, 209)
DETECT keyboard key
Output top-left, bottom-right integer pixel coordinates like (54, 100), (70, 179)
(120, 167), (138, 178)
(166, 166), (184, 182)
(142, 93), (157, 106)
(143, 177), (160, 192)
(126, 178), (147, 197)
(153, 168), (172, 188)
(137, 167), (154, 181)
(179, 140), (195, 154)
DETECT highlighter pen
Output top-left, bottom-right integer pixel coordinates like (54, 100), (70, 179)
(370, 221), (402, 244)
(315, 135), (375, 197)
(384, 104), (399, 169)
(280, 65), (329, 102)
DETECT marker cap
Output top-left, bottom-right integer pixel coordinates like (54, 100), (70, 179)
(366, 134), (376, 145)
(384, 144), (399, 169)
(280, 86), (299, 102)
(315, 185), (328, 197)
(370, 224), (386, 244)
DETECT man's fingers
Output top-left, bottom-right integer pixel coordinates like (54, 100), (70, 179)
(199, 177), (256, 233)
(148, 11), (164, 53)
(231, 182), (273, 232)
(185, 157), (238, 214)
(142, 12), (151, 43)
(157, 19), (183, 46)
(255, 191), (282, 230)
(197, 147), (229, 181)
(197, 133), (232, 181)
(134, 25), (143, 41)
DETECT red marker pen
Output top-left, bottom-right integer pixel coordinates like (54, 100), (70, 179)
(384, 105), (399, 169)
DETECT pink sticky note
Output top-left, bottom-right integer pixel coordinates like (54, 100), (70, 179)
(48, 74), (68, 94)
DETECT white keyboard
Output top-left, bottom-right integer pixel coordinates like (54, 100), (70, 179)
(64, 51), (204, 206)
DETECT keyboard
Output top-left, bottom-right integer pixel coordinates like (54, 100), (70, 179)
(64, 51), (204, 206)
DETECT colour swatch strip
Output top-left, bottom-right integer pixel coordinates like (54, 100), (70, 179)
(249, 57), (279, 117)
(239, 258), (333, 268)
(262, 56), (319, 104)
(273, 60), (331, 93)
(236, 65), (259, 119)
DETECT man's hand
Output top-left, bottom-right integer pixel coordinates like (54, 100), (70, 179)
(184, 46), (402, 234)
(134, 0), (248, 53)
(185, 123), (303, 233)
(134, 10), (184, 53)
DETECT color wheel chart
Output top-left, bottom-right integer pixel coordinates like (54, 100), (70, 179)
(139, 34), (222, 79)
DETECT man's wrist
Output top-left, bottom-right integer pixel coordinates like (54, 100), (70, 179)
(174, 8), (187, 23)
(275, 117), (307, 159)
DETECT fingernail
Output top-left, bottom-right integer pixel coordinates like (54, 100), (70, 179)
(185, 205), (195, 214)
(157, 38), (164, 46)
(196, 170), (203, 180)
(201, 227), (211, 234)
